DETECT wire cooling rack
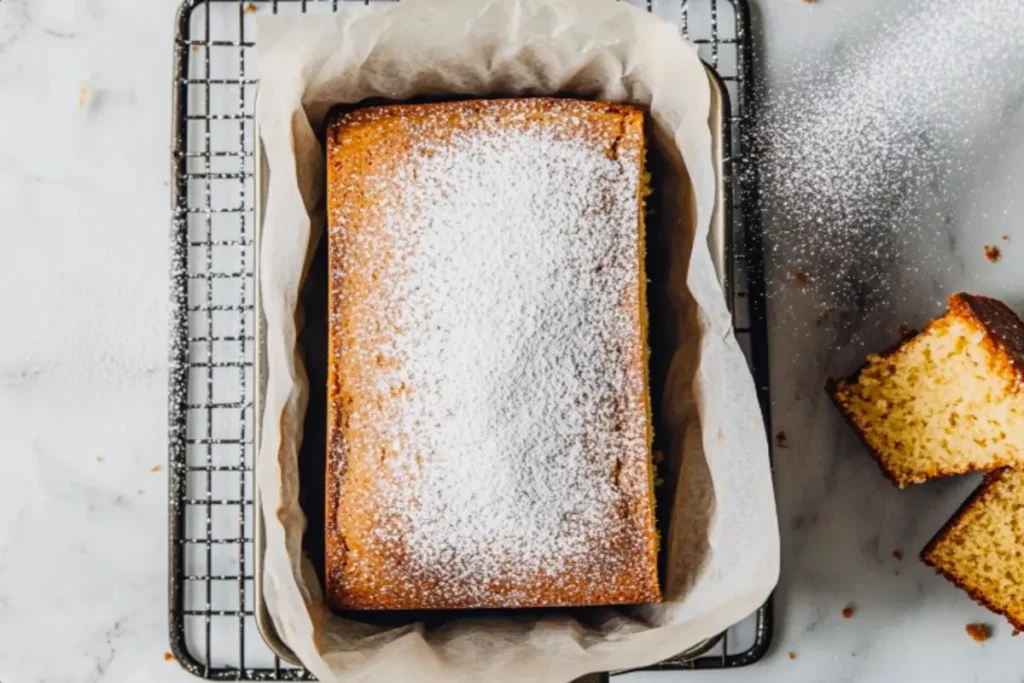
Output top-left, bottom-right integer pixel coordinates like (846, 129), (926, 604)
(168, 0), (773, 678)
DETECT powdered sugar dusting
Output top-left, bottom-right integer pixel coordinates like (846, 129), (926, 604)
(327, 100), (657, 607)
(759, 0), (1024, 332)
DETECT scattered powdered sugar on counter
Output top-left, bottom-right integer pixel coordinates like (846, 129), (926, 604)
(330, 102), (652, 604)
(758, 0), (1024, 319)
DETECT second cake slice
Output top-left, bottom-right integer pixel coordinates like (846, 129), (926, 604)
(922, 467), (1024, 630)
(829, 293), (1024, 488)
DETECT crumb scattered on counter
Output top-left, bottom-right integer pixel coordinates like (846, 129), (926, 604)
(788, 652), (797, 660)
(78, 82), (90, 109)
(96, 456), (105, 463)
(245, 1), (259, 12)
(1013, 629), (1020, 637)
(815, 304), (834, 327)
(137, 489), (145, 495)
(150, 464), (163, 473)
(775, 431), (789, 449)
(801, 0), (815, 4)
(965, 623), (991, 642)
(792, 269), (811, 285)
(892, 549), (903, 561)
(164, 652), (175, 662)
(1002, 234), (1011, 242)
(842, 605), (855, 619)
(985, 245), (1001, 262)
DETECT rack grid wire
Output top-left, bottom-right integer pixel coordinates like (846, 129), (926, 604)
(168, 0), (773, 679)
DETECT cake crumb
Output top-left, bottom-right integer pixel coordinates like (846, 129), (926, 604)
(815, 304), (834, 327)
(78, 82), (90, 109)
(163, 652), (175, 662)
(245, 2), (259, 13)
(150, 464), (163, 473)
(775, 430), (789, 448)
(788, 651), (797, 660)
(137, 489), (145, 495)
(965, 623), (991, 642)
(985, 245), (1001, 262)
(792, 269), (811, 285)
(842, 605), (855, 619)
(1002, 235), (1011, 242)
(801, 0), (815, 4)
(892, 549), (904, 561)
(96, 456), (105, 463)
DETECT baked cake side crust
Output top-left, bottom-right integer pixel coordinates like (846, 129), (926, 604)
(955, 292), (1024, 387)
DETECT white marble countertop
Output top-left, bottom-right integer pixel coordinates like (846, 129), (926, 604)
(1, 0), (1022, 681)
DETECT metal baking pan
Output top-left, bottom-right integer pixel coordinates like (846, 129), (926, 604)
(253, 64), (733, 670)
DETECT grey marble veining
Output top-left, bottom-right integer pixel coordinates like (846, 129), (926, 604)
(0, 0), (1022, 681)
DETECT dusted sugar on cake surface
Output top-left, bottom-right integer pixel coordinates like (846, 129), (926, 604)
(922, 468), (1024, 630)
(324, 99), (660, 610)
(829, 293), (1024, 488)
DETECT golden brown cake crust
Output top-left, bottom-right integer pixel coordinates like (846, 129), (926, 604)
(324, 98), (660, 611)
(827, 292), (1024, 488)
(954, 292), (1024, 387)
(921, 468), (1024, 631)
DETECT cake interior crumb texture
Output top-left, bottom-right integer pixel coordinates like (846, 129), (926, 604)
(923, 468), (1024, 631)
(325, 98), (660, 610)
(830, 293), (1024, 488)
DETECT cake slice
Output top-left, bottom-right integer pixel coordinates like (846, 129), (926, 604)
(828, 293), (1024, 488)
(324, 99), (660, 610)
(922, 467), (1024, 630)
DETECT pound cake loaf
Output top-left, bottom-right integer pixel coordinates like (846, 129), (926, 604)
(829, 293), (1024, 488)
(922, 468), (1024, 630)
(325, 98), (660, 610)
